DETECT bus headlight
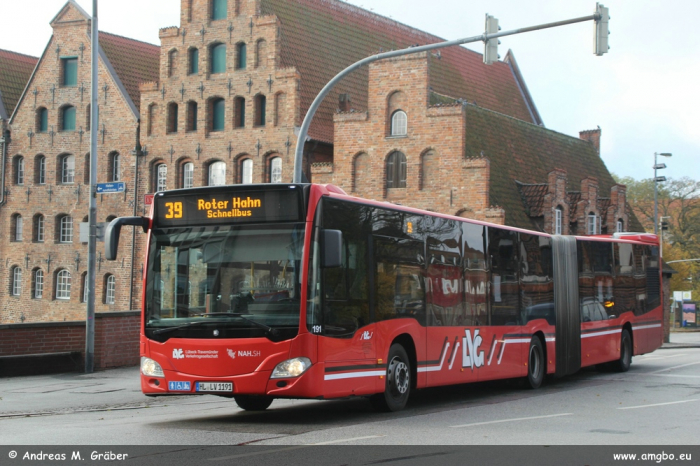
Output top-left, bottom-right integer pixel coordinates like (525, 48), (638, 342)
(271, 357), (312, 378)
(141, 357), (164, 378)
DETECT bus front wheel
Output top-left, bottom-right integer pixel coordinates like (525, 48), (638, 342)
(234, 395), (273, 411)
(525, 336), (545, 389)
(371, 344), (411, 412)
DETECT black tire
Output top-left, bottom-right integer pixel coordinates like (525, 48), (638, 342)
(234, 395), (273, 411)
(525, 336), (545, 389)
(371, 344), (411, 412)
(613, 329), (632, 373)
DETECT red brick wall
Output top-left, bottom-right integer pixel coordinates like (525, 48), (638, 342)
(0, 312), (140, 370)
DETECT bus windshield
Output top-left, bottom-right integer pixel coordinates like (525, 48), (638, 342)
(145, 223), (305, 341)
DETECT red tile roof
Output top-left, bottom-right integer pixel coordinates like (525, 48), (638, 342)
(98, 32), (160, 113)
(0, 49), (38, 119)
(261, 0), (534, 143)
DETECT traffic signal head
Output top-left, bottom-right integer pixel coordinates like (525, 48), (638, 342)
(594, 3), (610, 56)
(484, 14), (501, 65)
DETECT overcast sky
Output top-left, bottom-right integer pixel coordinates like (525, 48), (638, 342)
(1, 0), (697, 182)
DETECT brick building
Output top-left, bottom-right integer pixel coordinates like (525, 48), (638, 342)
(1, 0), (637, 330)
(0, 1), (159, 324)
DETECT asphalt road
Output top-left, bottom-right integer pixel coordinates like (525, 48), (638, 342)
(1, 342), (699, 446)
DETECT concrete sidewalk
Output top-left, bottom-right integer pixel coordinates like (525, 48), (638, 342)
(662, 329), (700, 349)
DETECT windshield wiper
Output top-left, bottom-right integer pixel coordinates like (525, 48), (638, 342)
(152, 320), (210, 335)
(192, 312), (280, 337)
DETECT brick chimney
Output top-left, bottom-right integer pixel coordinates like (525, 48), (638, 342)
(338, 93), (351, 112)
(579, 126), (601, 156)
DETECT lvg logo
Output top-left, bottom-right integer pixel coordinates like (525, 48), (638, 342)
(172, 348), (184, 360)
(462, 329), (484, 369)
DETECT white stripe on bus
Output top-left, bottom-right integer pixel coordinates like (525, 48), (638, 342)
(324, 370), (386, 381)
(581, 329), (622, 338)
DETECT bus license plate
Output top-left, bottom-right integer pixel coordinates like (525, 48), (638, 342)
(196, 382), (233, 392)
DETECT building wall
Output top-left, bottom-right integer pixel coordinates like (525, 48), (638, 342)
(0, 5), (141, 324)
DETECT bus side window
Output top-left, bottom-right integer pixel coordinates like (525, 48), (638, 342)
(374, 236), (425, 324)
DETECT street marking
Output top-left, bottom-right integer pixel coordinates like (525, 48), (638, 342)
(311, 435), (385, 445)
(649, 361), (700, 374)
(618, 399), (700, 410)
(450, 413), (572, 428)
(637, 354), (684, 361)
(208, 446), (307, 461)
(648, 374), (700, 379)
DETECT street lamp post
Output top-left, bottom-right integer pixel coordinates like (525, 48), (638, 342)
(653, 152), (672, 235)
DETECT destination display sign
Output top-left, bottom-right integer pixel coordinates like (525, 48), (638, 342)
(153, 188), (303, 227)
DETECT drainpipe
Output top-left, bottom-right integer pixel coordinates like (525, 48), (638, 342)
(0, 125), (9, 206)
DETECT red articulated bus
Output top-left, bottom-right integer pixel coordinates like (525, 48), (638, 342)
(105, 183), (663, 412)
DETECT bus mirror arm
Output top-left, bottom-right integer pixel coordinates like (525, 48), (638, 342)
(105, 216), (150, 261)
(321, 229), (343, 268)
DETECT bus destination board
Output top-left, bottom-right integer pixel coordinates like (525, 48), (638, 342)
(154, 188), (303, 227)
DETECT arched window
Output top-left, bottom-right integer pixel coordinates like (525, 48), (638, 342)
(61, 105), (76, 131)
(236, 42), (246, 70)
(269, 157), (282, 183)
(58, 215), (73, 243)
(168, 49), (178, 77)
(353, 153), (368, 192)
(420, 150), (436, 190)
(110, 152), (120, 182)
(34, 214), (45, 242)
(104, 274), (116, 304)
(210, 97), (225, 131)
(60, 154), (75, 184)
(234, 97), (245, 127)
(35, 155), (46, 184)
(182, 162), (194, 188)
(36, 107), (48, 133)
(391, 110), (407, 136)
(587, 212), (598, 235)
(56, 269), (71, 300)
(386, 151), (407, 189)
(210, 43), (226, 74)
(188, 48), (199, 75)
(254, 94), (266, 126)
(167, 102), (178, 133)
(14, 156), (24, 185)
(11, 266), (22, 296)
(617, 219), (624, 233)
(208, 161), (226, 186)
(240, 158), (253, 184)
(555, 206), (563, 235)
(33, 269), (44, 299)
(12, 214), (22, 242)
(255, 39), (267, 68)
(155, 163), (167, 192)
(211, 0), (227, 20)
(187, 101), (198, 131)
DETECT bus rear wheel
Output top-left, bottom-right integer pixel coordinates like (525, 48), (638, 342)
(525, 336), (545, 389)
(234, 395), (273, 411)
(612, 329), (632, 372)
(371, 344), (411, 412)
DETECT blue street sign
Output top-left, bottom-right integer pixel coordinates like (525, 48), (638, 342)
(96, 182), (125, 194)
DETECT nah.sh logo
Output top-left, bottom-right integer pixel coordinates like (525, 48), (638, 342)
(172, 348), (184, 359)
(227, 349), (236, 359)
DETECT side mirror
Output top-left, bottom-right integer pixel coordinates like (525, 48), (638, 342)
(321, 229), (343, 268)
(105, 216), (150, 260)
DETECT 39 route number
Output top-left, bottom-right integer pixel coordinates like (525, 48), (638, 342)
(164, 202), (183, 219)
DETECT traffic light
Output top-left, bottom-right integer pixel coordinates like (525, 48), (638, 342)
(594, 3), (610, 56)
(484, 14), (500, 65)
(661, 221), (669, 231)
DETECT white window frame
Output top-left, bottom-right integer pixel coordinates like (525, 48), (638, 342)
(183, 162), (194, 188)
(62, 155), (75, 184)
(156, 164), (167, 192)
(36, 215), (45, 242)
(391, 110), (407, 136)
(16, 157), (24, 185)
(617, 219), (623, 233)
(82, 273), (89, 303)
(112, 154), (120, 182)
(12, 267), (22, 296)
(60, 216), (73, 243)
(270, 157), (282, 183)
(241, 159), (253, 184)
(34, 269), (43, 299)
(105, 275), (116, 304)
(587, 213), (597, 235)
(555, 207), (563, 235)
(56, 270), (71, 300)
(38, 156), (46, 185)
(15, 215), (23, 241)
(208, 161), (226, 186)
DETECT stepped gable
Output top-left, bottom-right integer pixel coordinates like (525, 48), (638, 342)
(261, 0), (535, 143)
(0, 49), (38, 119)
(462, 104), (642, 231)
(98, 32), (160, 113)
